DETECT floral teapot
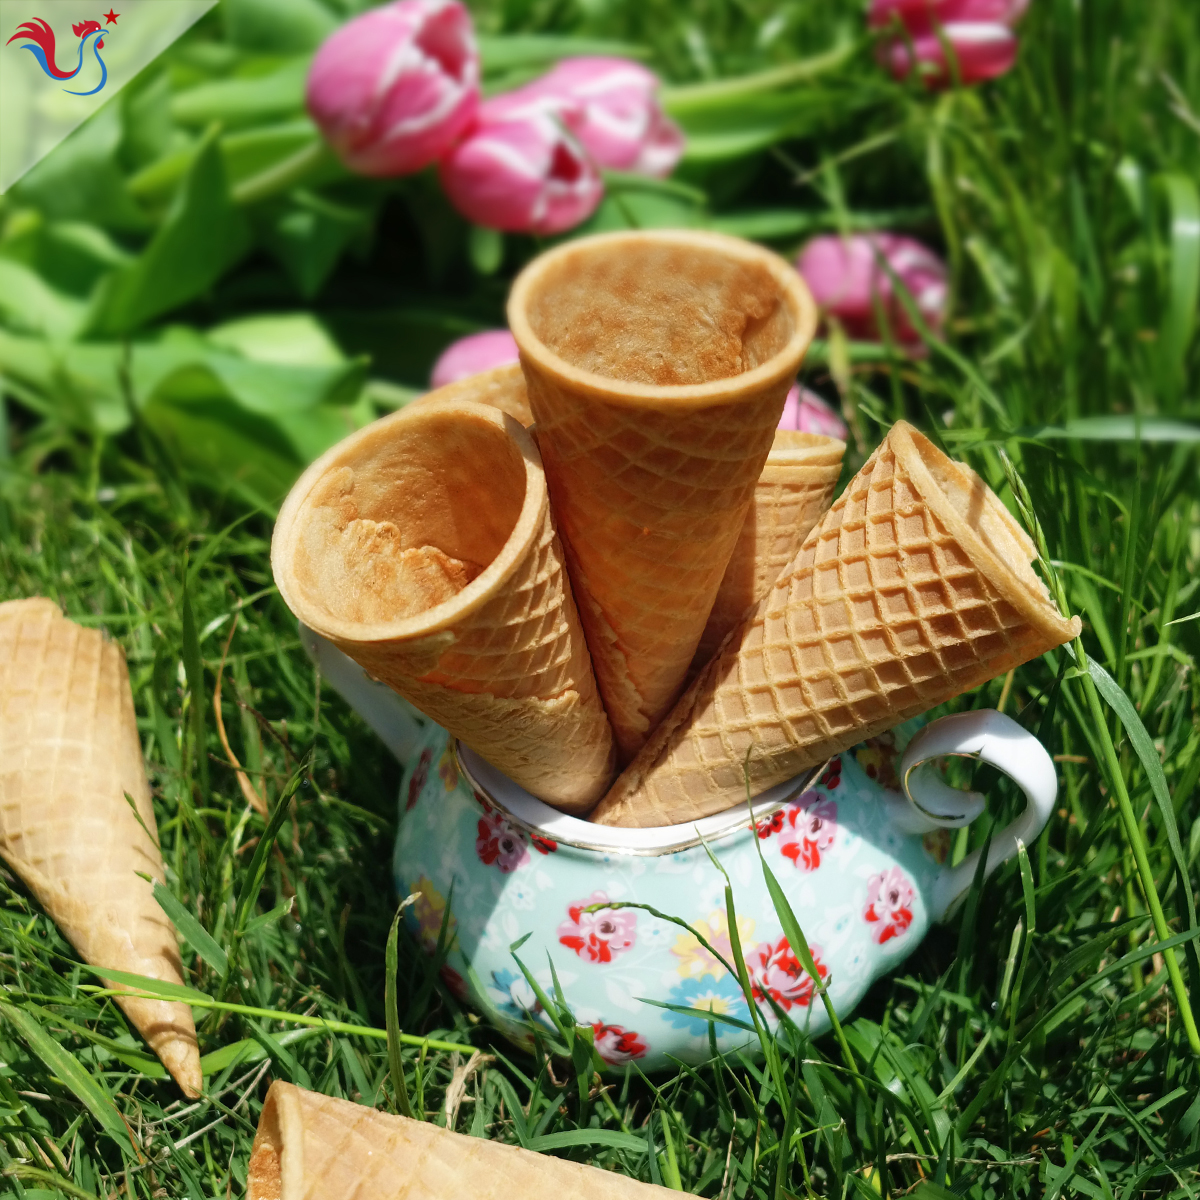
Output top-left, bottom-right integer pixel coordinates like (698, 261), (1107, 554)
(304, 627), (1057, 1071)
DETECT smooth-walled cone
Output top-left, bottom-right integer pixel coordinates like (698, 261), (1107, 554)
(272, 397), (616, 813)
(691, 430), (845, 673)
(509, 230), (818, 763)
(407, 362), (533, 427)
(0, 601), (202, 1096)
(591, 422), (1082, 827)
(248, 1081), (678, 1200)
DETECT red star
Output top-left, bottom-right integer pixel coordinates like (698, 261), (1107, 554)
(103, 8), (119, 23)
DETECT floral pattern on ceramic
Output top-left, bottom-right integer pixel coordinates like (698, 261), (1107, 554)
(392, 718), (950, 1071)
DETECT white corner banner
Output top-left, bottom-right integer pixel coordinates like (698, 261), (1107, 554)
(0, 0), (218, 194)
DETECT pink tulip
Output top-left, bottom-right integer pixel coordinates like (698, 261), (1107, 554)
(487, 58), (684, 177)
(430, 330), (519, 387)
(307, 0), (479, 177)
(779, 385), (849, 441)
(438, 108), (603, 234)
(796, 233), (948, 348)
(869, 0), (1027, 86)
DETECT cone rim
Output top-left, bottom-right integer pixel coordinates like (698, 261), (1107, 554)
(507, 229), (819, 408)
(888, 421), (1082, 647)
(271, 398), (548, 646)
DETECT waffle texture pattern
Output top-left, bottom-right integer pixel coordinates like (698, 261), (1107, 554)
(592, 422), (1081, 826)
(338, 497), (616, 811)
(692, 431), (845, 670)
(0, 599), (201, 1094)
(272, 401), (616, 813)
(249, 1082), (678, 1200)
(525, 371), (787, 761)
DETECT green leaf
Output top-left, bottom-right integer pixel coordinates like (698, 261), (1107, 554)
(12, 103), (149, 233)
(225, 0), (335, 53)
(248, 1023), (313, 1089)
(1087, 658), (1199, 957)
(152, 881), (228, 975)
(385, 904), (414, 1118)
(94, 131), (251, 335)
(181, 574), (209, 796)
(0, 259), (86, 339)
(0, 1000), (134, 1154)
(477, 34), (648, 74)
(171, 58), (310, 127)
(526, 1129), (649, 1153)
(1155, 172), (1200, 397)
(77, 964), (210, 1004)
(198, 1027), (321, 1075)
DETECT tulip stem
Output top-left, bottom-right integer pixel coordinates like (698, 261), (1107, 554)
(232, 139), (334, 207)
(661, 41), (858, 114)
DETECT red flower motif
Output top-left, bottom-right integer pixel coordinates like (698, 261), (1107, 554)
(819, 759), (842, 790)
(531, 833), (558, 855)
(406, 747), (432, 811)
(749, 936), (827, 1011)
(863, 866), (915, 945)
(557, 890), (637, 963)
(475, 810), (530, 873)
(591, 1022), (647, 1065)
(756, 810), (786, 839)
(779, 793), (838, 872)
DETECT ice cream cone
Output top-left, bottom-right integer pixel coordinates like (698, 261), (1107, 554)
(248, 1081), (677, 1200)
(591, 422), (1082, 827)
(408, 362), (533, 427)
(272, 397), (616, 813)
(508, 230), (818, 762)
(0, 600), (202, 1096)
(690, 430), (845, 673)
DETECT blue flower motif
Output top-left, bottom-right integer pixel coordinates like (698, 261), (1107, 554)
(487, 968), (539, 1021)
(665, 975), (748, 1035)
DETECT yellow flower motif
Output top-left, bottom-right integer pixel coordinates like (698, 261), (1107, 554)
(438, 744), (459, 791)
(671, 910), (757, 981)
(408, 875), (456, 952)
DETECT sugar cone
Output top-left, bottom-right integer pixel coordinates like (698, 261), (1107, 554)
(691, 430), (845, 673)
(0, 600), (202, 1096)
(591, 422), (1082, 827)
(272, 397), (616, 813)
(408, 362), (533, 427)
(248, 1081), (677, 1200)
(509, 230), (818, 762)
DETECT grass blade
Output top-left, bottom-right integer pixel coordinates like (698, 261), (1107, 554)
(152, 880), (228, 975)
(0, 1000), (133, 1155)
(385, 903), (415, 1118)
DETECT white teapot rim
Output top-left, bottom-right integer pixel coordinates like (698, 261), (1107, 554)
(455, 741), (827, 857)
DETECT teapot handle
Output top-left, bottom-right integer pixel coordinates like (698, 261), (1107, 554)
(896, 710), (1058, 920)
(299, 625), (426, 763)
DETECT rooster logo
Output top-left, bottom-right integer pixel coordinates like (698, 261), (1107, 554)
(7, 13), (117, 96)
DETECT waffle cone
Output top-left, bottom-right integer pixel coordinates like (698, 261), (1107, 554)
(691, 430), (845, 673)
(248, 1081), (677, 1200)
(0, 600), (201, 1096)
(592, 422), (1082, 827)
(408, 362), (533, 427)
(509, 230), (818, 761)
(272, 397), (616, 812)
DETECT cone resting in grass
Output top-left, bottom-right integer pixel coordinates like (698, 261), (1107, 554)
(248, 1081), (678, 1200)
(591, 421), (1082, 827)
(691, 429), (846, 673)
(509, 229), (818, 763)
(271, 398), (616, 813)
(0, 599), (202, 1096)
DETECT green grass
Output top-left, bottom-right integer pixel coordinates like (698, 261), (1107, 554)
(1, 0), (1199, 1196)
